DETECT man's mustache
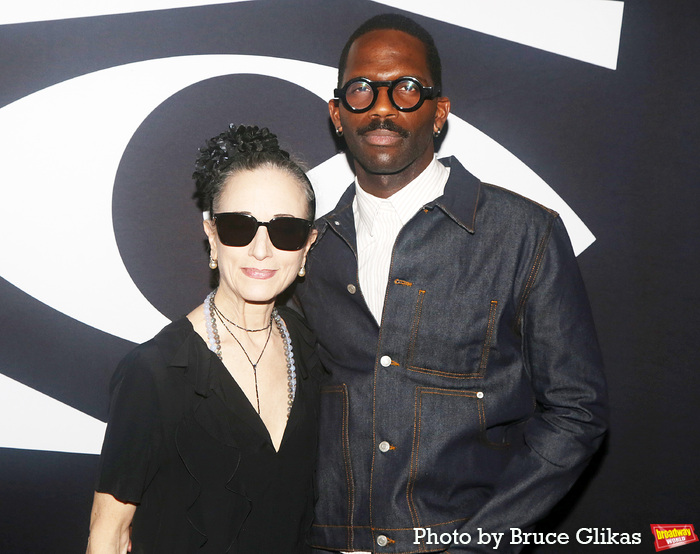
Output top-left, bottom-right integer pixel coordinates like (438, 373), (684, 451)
(356, 120), (409, 138)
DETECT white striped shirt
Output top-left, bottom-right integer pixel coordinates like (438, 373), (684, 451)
(353, 157), (450, 323)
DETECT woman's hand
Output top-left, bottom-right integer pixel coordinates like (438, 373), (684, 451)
(86, 491), (136, 554)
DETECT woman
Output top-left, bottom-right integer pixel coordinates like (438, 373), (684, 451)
(87, 125), (320, 553)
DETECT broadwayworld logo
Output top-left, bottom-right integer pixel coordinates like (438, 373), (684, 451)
(650, 524), (698, 551)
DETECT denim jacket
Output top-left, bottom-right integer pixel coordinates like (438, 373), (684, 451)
(296, 157), (607, 553)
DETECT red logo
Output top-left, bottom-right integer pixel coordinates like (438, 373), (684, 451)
(650, 525), (699, 551)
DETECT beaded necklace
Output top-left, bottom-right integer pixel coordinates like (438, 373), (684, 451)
(204, 290), (296, 417)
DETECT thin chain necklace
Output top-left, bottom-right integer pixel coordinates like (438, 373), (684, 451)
(213, 299), (272, 332)
(204, 290), (296, 417)
(212, 302), (272, 415)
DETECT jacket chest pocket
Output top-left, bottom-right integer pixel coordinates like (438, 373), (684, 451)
(402, 288), (501, 380)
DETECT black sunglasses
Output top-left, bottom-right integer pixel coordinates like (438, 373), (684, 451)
(213, 212), (313, 251)
(334, 76), (440, 113)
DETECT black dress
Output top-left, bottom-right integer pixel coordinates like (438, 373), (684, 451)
(95, 306), (322, 553)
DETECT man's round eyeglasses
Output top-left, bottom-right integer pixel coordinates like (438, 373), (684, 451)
(334, 76), (441, 113)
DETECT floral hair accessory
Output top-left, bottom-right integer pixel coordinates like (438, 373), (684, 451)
(192, 124), (289, 213)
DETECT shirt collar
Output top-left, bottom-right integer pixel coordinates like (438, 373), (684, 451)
(353, 180), (383, 237)
(353, 156), (450, 235)
(321, 156), (482, 240)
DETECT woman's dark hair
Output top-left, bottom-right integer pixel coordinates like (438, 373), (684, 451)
(193, 124), (316, 220)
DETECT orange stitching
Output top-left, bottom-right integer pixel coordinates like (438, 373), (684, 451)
(421, 388), (479, 397)
(311, 515), (470, 531)
(415, 390), (426, 551)
(394, 279), (413, 286)
(478, 300), (498, 374)
(390, 361), (400, 366)
(324, 386), (354, 547)
(478, 395), (485, 429)
(337, 388), (351, 543)
(477, 396), (501, 448)
(515, 216), (554, 327)
(311, 542), (452, 554)
(413, 389), (424, 526)
(414, 387), (508, 449)
(410, 389), (482, 552)
(369, 232), (406, 530)
(406, 289), (426, 368)
(340, 384), (354, 548)
(375, 238), (418, 533)
(406, 388), (420, 529)
(406, 366), (482, 379)
(422, 515), (471, 527)
(419, 388), (506, 448)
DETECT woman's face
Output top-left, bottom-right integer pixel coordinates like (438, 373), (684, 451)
(205, 166), (315, 306)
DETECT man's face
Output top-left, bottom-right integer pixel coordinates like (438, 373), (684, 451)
(330, 29), (450, 185)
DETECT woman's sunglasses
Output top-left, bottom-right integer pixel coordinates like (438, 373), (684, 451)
(212, 212), (313, 251)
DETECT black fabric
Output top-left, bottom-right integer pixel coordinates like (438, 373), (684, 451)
(96, 306), (321, 553)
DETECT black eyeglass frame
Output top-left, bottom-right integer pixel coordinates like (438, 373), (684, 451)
(333, 76), (441, 113)
(212, 212), (313, 251)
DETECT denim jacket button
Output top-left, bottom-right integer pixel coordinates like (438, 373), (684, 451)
(477, 391), (484, 398)
(380, 355), (392, 367)
(379, 441), (391, 453)
(347, 284), (357, 294)
(377, 534), (388, 547)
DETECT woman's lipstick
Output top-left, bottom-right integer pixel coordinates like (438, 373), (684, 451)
(242, 268), (277, 279)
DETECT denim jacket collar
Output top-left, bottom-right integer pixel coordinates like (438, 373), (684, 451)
(429, 156), (480, 234)
(319, 156), (481, 247)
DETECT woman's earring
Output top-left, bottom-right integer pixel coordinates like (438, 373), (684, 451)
(298, 265), (306, 277)
(209, 257), (218, 270)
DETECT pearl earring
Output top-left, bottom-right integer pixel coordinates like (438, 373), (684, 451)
(209, 257), (218, 269)
(298, 266), (306, 277)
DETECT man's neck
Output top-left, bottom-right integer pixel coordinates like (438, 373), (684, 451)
(355, 154), (434, 199)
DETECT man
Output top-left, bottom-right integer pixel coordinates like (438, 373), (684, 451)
(296, 13), (607, 554)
